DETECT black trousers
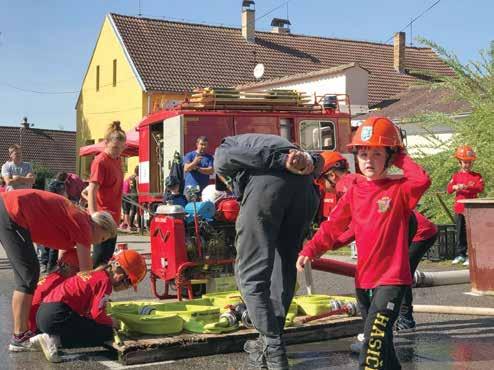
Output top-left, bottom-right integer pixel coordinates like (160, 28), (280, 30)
(357, 285), (406, 370)
(92, 237), (117, 267)
(36, 302), (113, 348)
(455, 213), (468, 257)
(235, 173), (319, 338)
(40, 245), (59, 268)
(400, 234), (437, 318)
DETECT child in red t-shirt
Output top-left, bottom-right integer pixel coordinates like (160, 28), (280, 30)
(315, 151), (350, 221)
(29, 249), (80, 333)
(297, 117), (430, 370)
(447, 145), (484, 266)
(34, 249), (147, 363)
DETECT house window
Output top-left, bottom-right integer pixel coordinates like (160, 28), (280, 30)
(96, 65), (100, 91)
(112, 59), (117, 87)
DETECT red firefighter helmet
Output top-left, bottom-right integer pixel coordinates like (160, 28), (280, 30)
(320, 151), (348, 175)
(217, 198), (240, 222)
(455, 145), (476, 161)
(112, 249), (147, 290)
(348, 116), (404, 149)
(58, 249), (79, 270)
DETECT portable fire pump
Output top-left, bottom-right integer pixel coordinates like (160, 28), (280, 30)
(149, 187), (240, 300)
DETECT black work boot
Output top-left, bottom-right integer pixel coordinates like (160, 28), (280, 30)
(244, 337), (267, 369)
(264, 336), (289, 370)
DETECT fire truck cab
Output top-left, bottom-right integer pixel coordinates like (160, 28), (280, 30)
(137, 92), (353, 208)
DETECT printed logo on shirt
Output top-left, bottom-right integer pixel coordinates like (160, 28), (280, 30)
(377, 196), (392, 213)
(361, 126), (373, 141)
(37, 276), (47, 286)
(77, 271), (93, 282)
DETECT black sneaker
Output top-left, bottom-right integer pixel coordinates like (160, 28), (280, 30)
(395, 316), (416, 333)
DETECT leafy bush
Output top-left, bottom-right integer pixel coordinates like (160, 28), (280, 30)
(32, 163), (54, 190)
(406, 39), (493, 223)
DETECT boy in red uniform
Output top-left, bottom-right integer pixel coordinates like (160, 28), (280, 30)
(29, 249), (80, 333)
(447, 145), (484, 266)
(0, 189), (117, 352)
(34, 249), (147, 363)
(296, 116), (431, 370)
(316, 151), (350, 221)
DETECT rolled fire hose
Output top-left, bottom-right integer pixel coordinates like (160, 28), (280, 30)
(413, 305), (494, 316)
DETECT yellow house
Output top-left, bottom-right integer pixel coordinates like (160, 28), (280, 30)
(76, 15), (184, 178)
(77, 11), (452, 177)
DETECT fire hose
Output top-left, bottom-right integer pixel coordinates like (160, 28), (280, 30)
(294, 300), (358, 325)
(413, 305), (494, 316)
(312, 257), (470, 287)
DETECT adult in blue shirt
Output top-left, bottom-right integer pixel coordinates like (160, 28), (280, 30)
(183, 136), (214, 194)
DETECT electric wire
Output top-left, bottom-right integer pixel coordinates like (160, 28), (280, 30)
(384, 0), (442, 43)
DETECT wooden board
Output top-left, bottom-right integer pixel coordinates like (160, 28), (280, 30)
(110, 316), (362, 365)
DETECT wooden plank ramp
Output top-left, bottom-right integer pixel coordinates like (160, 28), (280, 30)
(110, 316), (362, 365)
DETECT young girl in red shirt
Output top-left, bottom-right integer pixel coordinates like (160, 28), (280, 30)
(297, 117), (430, 370)
(86, 121), (126, 267)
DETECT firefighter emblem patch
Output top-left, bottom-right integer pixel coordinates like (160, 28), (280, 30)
(361, 126), (373, 141)
(77, 271), (92, 282)
(377, 196), (392, 213)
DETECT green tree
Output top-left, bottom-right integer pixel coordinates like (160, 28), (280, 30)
(32, 163), (54, 190)
(406, 39), (494, 224)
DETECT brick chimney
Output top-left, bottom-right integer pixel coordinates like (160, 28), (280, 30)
(241, 0), (255, 43)
(393, 32), (406, 73)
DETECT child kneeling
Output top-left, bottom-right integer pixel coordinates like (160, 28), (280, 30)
(34, 249), (147, 363)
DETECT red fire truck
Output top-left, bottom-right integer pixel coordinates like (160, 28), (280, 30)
(137, 91), (353, 208)
(136, 90), (354, 299)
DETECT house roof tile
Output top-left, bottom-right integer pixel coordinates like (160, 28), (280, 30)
(0, 126), (76, 175)
(110, 13), (453, 107)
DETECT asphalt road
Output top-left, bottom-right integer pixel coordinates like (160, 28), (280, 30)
(1, 235), (493, 369)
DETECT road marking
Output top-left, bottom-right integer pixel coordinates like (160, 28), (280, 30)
(99, 359), (175, 369)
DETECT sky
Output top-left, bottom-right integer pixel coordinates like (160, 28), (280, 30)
(0, 0), (492, 131)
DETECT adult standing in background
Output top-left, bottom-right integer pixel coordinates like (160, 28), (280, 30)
(86, 121), (125, 267)
(1, 144), (35, 191)
(183, 136), (214, 196)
